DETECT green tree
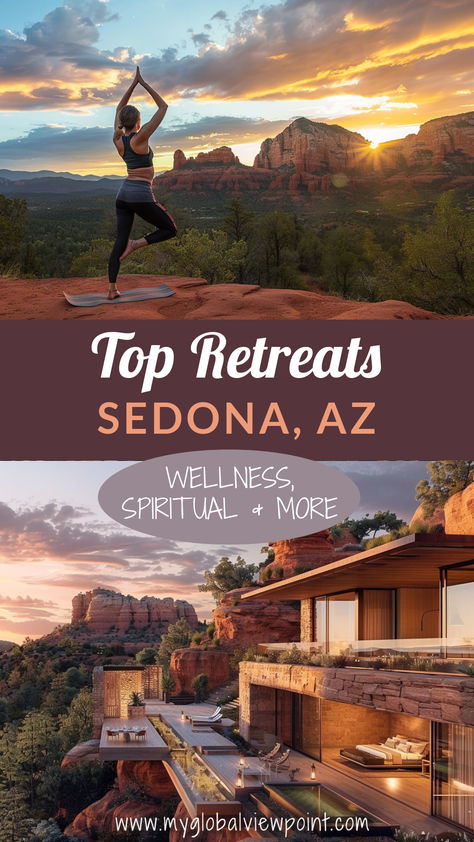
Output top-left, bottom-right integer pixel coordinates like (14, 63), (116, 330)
(59, 688), (93, 749)
(135, 647), (158, 665)
(162, 228), (246, 283)
(0, 195), (26, 271)
(320, 226), (372, 297)
(16, 711), (60, 805)
(415, 461), (474, 516)
(21, 243), (42, 278)
(402, 191), (474, 313)
(223, 197), (255, 242)
(331, 511), (405, 543)
(0, 786), (33, 841)
(191, 673), (208, 702)
(69, 238), (113, 277)
(158, 619), (193, 663)
(198, 556), (258, 604)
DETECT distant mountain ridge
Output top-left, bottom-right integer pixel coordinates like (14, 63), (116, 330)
(0, 168), (122, 181)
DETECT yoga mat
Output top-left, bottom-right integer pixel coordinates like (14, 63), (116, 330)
(64, 284), (175, 307)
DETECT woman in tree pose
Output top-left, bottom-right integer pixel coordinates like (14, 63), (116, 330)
(108, 67), (177, 299)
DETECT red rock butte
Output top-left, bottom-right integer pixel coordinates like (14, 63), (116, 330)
(71, 588), (198, 636)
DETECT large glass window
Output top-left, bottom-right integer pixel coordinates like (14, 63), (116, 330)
(445, 563), (474, 643)
(311, 592), (357, 653)
(433, 723), (474, 831)
(328, 592), (357, 654)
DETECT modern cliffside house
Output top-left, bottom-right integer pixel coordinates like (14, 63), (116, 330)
(239, 533), (474, 833)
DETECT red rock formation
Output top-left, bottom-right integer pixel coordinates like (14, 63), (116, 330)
(170, 802), (248, 842)
(173, 149), (187, 169)
(4, 274), (450, 320)
(254, 117), (371, 174)
(193, 146), (237, 166)
(445, 483), (474, 534)
(170, 648), (230, 692)
(409, 504), (446, 531)
(213, 587), (300, 650)
(117, 760), (176, 798)
(64, 762), (177, 838)
(64, 787), (161, 839)
(156, 163), (273, 194)
(375, 112), (474, 171)
(263, 529), (357, 581)
(71, 588), (198, 634)
(160, 113), (474, 198)
(60, 739), (100, 770)
(265, 531), (336, 579)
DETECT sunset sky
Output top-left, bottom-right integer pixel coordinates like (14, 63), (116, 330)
(0, 0), (472, 174)
(0, 460), (430, 644)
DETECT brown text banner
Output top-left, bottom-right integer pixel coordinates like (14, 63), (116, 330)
(0, 320), (471, 460)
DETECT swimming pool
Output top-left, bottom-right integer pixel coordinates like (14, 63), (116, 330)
(264, 783), (396, 836)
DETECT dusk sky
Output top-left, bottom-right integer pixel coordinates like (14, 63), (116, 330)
(0, 0), (472, 174)
(0, 460), (430, 644)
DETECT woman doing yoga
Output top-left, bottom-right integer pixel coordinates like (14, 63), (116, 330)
(108, 67), (177, 299)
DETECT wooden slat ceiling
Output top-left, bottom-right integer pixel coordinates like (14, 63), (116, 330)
(242, 534), (474, 600)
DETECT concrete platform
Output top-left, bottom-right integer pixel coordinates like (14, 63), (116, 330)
(155, 703), (239, 754)
(99, 717), (169, 760)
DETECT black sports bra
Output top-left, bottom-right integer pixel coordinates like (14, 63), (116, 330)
(122, 132), (154, 169)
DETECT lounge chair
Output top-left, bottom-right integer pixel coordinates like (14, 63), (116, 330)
(268, 748), (291, 772)
(259, 742), (281, 762)
(188, 706), (222, 725)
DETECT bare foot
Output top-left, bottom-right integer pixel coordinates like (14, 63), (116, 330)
(119, 239), (136, 262)
(107, 288), (121, 300)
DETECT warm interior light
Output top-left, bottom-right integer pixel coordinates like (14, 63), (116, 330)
(311, 763), (316, 780)
(239, 753), (245, 766)
(180, 710), (185, 721)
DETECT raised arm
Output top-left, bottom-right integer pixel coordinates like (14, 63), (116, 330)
(134, 70), (168, 141)
(113, 68), (140, 134)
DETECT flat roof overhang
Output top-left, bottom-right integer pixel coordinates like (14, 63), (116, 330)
(242, 534), (474, 600)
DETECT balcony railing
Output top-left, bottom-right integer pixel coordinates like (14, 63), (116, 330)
(257, 638), (474, 674)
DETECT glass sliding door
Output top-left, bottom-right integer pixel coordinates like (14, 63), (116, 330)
(433, 722), (474, 831)
(275, 690), (321, 760)
(313, 596), (327, 651)
(444, 563), (474, 645)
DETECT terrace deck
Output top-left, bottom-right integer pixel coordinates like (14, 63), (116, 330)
(99, 717), (169, 760)
(156, 702), (239, 753)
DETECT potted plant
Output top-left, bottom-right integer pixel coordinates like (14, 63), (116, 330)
(162, 672), (176, 703)
(127, 691), (145, 718)
(191, 673), (209, 703)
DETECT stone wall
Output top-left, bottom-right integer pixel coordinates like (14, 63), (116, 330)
(300, 599), (313, 642)
(92, 667), (104, 739)
(239, 661), (474, 740)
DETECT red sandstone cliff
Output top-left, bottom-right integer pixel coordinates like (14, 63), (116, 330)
(170, 647), (231, 692)
(71, 588), (198, 634)
(254, 117), (371, 174)
(213, 587), (300, 650)
(444, 484), (474, 534)
(375, 112), (474, 171)
(64, 761), (177, 839)
(263, 529), (358, 581)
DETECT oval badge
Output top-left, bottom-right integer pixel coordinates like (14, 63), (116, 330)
(98, 451), (360, 544)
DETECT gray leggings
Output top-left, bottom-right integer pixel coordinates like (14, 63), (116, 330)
(108, 196), (177, 284)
